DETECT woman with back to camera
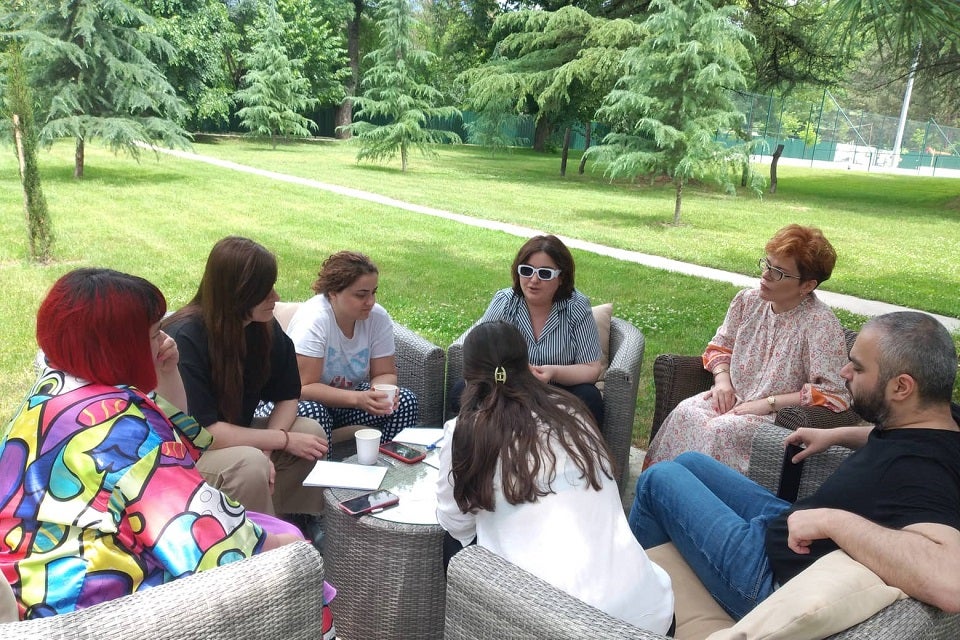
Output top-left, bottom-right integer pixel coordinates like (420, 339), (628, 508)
(0, 268), (304, 619)
(273, 250), (419, 443)
(436, 321), (675, 634)
(164, 236), (328, 522)
(645, 224), (851, 474)
(457, 234), (604, 424)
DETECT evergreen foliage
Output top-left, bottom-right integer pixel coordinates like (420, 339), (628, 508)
(341, 0), (461, 172)
(459, 7), (643, 153)
(235, 6), (317, 148)
(4, 42), (53, 261)
(9, 0), (191, 178)
(590, 0), (761, 225)
(138, 0), (239, 131)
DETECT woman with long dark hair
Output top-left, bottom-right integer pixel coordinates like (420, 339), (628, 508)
(165, 237), (328, 519)
(436, 322), (674, 633)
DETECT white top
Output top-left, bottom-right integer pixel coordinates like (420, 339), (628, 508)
(285, 294), (395, 389)
(435, 417), (674, 633)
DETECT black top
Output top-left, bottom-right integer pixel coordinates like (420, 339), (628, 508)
(765, 425), (960, 585)
(166, 314), (301, 427)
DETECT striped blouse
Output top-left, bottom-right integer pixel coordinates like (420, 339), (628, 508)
(480, 288), (602, 366)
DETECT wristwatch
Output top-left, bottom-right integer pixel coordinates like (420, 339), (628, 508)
(767, 396), (777, 410)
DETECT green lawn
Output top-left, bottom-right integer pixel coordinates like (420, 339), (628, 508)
(1, 139), (957, 444)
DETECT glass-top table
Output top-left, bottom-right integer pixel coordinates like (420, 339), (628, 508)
(320, 442), (446, 640)
(327, 448), (440, 525)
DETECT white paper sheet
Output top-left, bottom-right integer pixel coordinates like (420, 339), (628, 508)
(302, 460), (388, 490)
(392, 427), (444, 447)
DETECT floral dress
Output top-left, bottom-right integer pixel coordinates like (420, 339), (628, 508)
(646, 289), (851, 473)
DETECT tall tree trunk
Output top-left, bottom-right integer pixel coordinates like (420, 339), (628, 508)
(74, 136), (84, 180)
(335, 0), (363, 139)
(769, 143), (784, 194)
(8, 43), (52, 261)
(578, 121), (591, 175)
(401, 143), (408, 172)
(532, 118), (552, 152)
(672, 177), (683, 225)
(560, 126), (571, 176)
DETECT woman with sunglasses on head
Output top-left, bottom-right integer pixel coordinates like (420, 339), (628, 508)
(262, 250), (419, 444)
(454, 235), (604, 424)
(645, 224), (851, 474)
(437, 321), (675, 634)
(164, 237), (329, 524)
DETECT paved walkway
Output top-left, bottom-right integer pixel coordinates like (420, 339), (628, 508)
(153, 146), (960, 332)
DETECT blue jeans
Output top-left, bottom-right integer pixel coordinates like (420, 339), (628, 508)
(628, 452), (789, 620)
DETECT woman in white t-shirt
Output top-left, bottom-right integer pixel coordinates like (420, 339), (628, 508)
(282, 251), (419, 443)
(436, 321), (675, 634)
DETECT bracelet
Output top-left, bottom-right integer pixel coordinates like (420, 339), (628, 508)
(712, 367), (729, 376)
(280, 429), (289, 452)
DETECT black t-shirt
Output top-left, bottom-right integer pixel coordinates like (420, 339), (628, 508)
(166, 314), (301, 427)
(765, 426), (960, 585)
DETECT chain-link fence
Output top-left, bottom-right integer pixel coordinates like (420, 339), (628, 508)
(428, 89), (960, 175)
(729, 89), (960, 173)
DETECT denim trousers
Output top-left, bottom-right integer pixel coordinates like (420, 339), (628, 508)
(628, 452), (790, 620)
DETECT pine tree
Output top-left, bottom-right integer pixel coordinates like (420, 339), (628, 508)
(341, 0), (460, 172)
(10, 0), (191, 179)
(590, 0), (760, 225)
(4, 41), (53, 261)
(235, 5), (317, 148)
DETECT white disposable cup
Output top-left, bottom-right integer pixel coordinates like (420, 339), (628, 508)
(355, 428), (382, 465)
(373, 384), (398, 413)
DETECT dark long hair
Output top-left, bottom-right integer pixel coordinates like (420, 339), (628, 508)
(165, 236), (277, 422)
(452, 321), (614, 513)
(38, 268), (166, 391)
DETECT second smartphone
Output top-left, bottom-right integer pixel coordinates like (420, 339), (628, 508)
(379, 441), (426, 464)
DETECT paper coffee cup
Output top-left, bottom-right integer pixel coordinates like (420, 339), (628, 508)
(373, 384), (398, 413)
(355, 428), (382, 465)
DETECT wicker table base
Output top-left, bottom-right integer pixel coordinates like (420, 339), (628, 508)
(322, 454), (446, 640)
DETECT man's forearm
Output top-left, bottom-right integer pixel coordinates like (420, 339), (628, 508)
(790, 508), (960, 612)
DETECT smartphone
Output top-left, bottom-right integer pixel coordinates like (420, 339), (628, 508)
(379, 441), (426, 464)
(337, 490), (400, 516)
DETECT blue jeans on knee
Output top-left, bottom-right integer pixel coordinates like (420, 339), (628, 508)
(628, 452), (789, 620)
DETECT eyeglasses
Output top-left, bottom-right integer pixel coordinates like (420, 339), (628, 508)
(517, 264), (562, 281)
(758, 258), (802, 282)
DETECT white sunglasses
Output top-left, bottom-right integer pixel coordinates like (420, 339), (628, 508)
(517, 264), (562, 281)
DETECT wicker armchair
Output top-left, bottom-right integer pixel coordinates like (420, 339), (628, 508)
(273, 301), (446, 427)
(0, 541), (326, 640)
(445, 316), (645, 492)
(649, 329), (862, 444)
(443, 425), (960, 640)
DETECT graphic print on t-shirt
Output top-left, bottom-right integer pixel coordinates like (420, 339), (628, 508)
(325, 344), (371, 388)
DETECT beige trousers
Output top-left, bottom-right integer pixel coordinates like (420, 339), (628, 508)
(196, 416), (326, 516)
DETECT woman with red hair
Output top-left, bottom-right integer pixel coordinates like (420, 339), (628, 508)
(645, 225), (852, 473)
(0, 269), (302, 619)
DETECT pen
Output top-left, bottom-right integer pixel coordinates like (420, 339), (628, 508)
(425, 438), (443, 451)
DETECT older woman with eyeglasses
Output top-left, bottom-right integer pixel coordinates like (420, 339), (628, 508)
(645, 224), (851, 474)
(452, 235), (605, 424)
